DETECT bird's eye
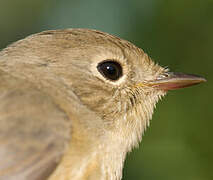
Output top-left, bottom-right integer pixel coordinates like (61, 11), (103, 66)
(97, 60), (123, 81)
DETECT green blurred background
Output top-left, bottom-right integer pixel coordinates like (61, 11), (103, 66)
(0, 0), (212, 179)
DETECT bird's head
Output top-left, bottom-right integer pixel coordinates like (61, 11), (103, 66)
(1, 29), (205, 150)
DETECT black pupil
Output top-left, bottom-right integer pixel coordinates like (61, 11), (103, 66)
(97, 61), (122, 81)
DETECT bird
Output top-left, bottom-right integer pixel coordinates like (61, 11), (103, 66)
(0, 29), (206, 180)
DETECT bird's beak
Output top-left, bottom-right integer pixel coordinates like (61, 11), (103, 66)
(146, 72), (206, 91)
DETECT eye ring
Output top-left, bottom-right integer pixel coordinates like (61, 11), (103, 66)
(97, 60), (123, 81)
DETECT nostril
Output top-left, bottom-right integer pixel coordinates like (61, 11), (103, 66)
(156, 73), (170, 80)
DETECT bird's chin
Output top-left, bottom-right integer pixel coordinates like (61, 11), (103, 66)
(121, 90), (166, 151)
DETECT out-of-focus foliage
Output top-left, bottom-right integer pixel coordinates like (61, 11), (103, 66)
(0, 0), (212, 179)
